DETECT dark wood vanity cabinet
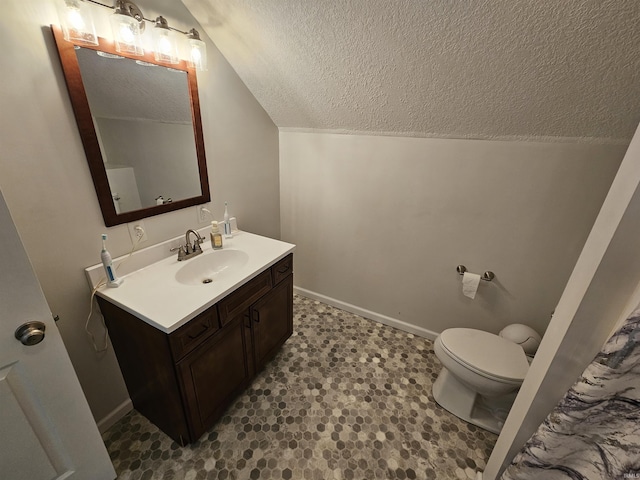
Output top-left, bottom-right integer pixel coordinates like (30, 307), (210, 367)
(177, 314), (252, 440)
(252, 276), (294, 371)
(97, 253), (293, 445)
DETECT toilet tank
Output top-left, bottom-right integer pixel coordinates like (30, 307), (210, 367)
(499, 324), (541, 356)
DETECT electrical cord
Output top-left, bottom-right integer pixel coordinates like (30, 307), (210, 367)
(86, 233), (144, 353)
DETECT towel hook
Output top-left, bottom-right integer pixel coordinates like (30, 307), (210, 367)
(456, 265), (495, 282)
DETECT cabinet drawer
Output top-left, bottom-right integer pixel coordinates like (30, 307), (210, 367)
(169, 307), (220, 361)
(218, 269), (272, 326)
(271, 254), (293, 285)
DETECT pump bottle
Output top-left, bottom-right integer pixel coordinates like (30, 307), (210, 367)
(210, 221), (223, 249)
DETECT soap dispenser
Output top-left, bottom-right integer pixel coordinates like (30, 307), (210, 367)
(210, 221), (223, 249)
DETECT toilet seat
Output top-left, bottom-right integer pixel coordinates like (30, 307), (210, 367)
(438, 328), (529, 383)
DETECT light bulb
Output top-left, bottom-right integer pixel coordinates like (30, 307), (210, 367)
(67, 9), (85, 30)
(158, 35), (172, 55)
(119, 23), (135, 43)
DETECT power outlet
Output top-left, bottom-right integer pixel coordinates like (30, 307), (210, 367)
(197, 205), (213, 224)
(127, 220), (148, 245)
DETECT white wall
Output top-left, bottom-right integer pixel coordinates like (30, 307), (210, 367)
(0, 0), (279, 425)
(484, 124), (640, 478)
(280, 131), (625, 338)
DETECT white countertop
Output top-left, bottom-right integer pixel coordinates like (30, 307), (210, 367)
(86, 231), (295, 333)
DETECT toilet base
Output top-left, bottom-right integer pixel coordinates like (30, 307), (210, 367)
(432, 368), (517, 435)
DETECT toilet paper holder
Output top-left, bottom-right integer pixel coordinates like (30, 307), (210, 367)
(456, 265), (495, 282)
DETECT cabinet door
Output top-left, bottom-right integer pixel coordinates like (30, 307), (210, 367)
(177, 315), (252, 441)
(251, 274), (293, 371)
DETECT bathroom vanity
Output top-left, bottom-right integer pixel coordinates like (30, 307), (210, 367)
(88, 232), (294, 445)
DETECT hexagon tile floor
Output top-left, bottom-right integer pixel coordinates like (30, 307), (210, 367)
(103, 295), (496, 479)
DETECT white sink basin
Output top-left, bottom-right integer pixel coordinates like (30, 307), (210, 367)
(174, 249), (249, 286)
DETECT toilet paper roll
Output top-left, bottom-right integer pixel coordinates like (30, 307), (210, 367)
(462, 272), (481, 299)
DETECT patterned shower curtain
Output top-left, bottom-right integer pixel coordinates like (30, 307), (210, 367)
(501, 304), (640, 480)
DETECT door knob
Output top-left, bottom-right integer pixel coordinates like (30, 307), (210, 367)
(15, 321), (46, 346)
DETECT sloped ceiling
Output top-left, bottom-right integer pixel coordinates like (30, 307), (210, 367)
(182, 0), (640, 141)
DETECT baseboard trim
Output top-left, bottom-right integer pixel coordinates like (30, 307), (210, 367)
(294, 286), (439, 340)
(97, 398), (133, 434)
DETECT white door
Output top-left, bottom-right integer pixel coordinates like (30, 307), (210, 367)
(0, 191), (116, 480)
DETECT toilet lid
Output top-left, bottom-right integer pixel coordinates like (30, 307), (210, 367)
(438, 328), (529, 381)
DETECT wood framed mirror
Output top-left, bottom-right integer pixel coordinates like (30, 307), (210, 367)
(51, 25), (210, 227)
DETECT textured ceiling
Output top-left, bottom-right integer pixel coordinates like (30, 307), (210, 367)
(182, 0), (640, 141)
(76, 47), (192, 123)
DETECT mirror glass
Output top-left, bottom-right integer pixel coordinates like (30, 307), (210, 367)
(52, 26), (210, 226)
(77, 48), (202, 213)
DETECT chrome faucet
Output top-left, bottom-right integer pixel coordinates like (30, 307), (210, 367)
(170, 229), (205, 261)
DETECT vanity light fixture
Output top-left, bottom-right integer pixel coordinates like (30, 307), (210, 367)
(187, 29), (207, 71)
(57, 0), (98, 46)
(153, 16), (180, 65)
(57, 0), (208, 70)
(110, 0), (145, 56)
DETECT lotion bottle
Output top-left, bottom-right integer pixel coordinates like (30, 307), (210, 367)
(210, 221), (223, 249)
(101, 234), (123, 287)
(223, 201), (233, 238)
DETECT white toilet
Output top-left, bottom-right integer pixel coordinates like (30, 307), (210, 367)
(432, 324), (541, 434)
